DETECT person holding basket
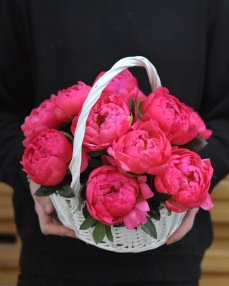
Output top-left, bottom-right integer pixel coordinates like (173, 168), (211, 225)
(0, 1), (229, 285)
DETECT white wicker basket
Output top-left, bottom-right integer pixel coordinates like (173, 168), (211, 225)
(50, 56), (186, 253)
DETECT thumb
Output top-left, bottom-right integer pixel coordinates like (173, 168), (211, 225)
(166, 207), (199, 245)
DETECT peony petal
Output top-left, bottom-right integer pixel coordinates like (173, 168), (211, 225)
(165, 199), (188, 213)
(138, 181), (154, 200)
(148, 163), (169, 175)
(134, 201), (150, 212)
(200, 193), (214, 210)
(101, 155), (116, 167)
(122, 208), (148, 229)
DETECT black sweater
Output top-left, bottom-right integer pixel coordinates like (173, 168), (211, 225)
(0, 0), (229, 283)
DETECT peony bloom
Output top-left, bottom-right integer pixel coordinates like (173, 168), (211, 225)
(21, 95), (62, 147)
(154, 147), (214, 212)
(53, 82), (91, 122)
(142, 87), (197, 145)
(186, 106), (212, 140)
(21, 129), (72, 186)
(86, 165), (153, 229)
(74, 94), (132, 151)
(80, 146), (90, 173)
(94, 69), (146, 103)
(108, 120), (172, 175)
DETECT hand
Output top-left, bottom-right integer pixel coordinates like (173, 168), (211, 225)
(165, 207), (199, 245)
(30, 180), (76, 238)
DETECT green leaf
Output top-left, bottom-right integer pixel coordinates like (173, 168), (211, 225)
(136, 99), (144, 120)
(82, 205), (90, 218)
(93, 222), (106, 244)
(128, 99), (135, 119)
(59, 122), (71, 132)
(80, 215), (98, 230)
(149, 207), (161, 221)
(180, 137), (208, 153)
(34, 185), (57, 197)
(141, 217), (157, 239)
(105, 225), (113, 242)
(160, 201), (166, 207)
(78, 182), (86, 203)
(58, 185), (75, 198)
(60, 131), (73, 140)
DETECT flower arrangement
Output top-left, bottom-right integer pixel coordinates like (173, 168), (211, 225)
(21, 57), (213, 246)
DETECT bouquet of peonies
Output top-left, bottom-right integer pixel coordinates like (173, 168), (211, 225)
(21, 56), (213, 252)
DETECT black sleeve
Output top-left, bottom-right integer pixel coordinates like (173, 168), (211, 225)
(0, 0), (34, 191)
(199, 0), (229, 190)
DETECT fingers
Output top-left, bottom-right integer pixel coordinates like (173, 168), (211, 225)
(29, 180), (76, 238)
(166, 208), (199, 245)
(35, 201), (76, 237)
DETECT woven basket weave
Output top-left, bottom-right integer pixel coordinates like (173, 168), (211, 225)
(50, 56), (186, 253)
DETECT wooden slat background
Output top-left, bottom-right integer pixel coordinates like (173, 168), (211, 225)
(0, 176), (229, 285)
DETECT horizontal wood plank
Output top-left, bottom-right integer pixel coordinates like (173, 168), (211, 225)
(210, 201), (229, 223)
(0, 268), (19, 285)
(200, 274), (229, 286)
(0, 221), (17, 235)
(212, 224), (229, 239)
(0, 182), (13, 195)
(0, 242), (21, 268)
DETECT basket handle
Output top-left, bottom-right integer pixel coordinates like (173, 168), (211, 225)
(70, 56), (161, 194)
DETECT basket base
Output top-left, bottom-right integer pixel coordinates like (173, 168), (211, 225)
(50, 193), (186, 253)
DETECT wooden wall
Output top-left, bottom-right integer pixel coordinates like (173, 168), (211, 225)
(200, 176), (229, 286)
(0, 183), (20, 285)
(0, 177), (229, 285)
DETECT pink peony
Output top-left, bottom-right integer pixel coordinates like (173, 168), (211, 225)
(186, 106), (212, 140)
(86, 165), (153, 229)
(21, 129), (73, 186)
(53, 82), (91, 122)
(142, 87), (197, 145)
(154, 147), (214, 212)
(94, 69), (146, 103)
(21, 96), (62, 147)
(108, 120), (172, 175)
(73, 94), (132, 151)
(80, 146), (90, 173)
